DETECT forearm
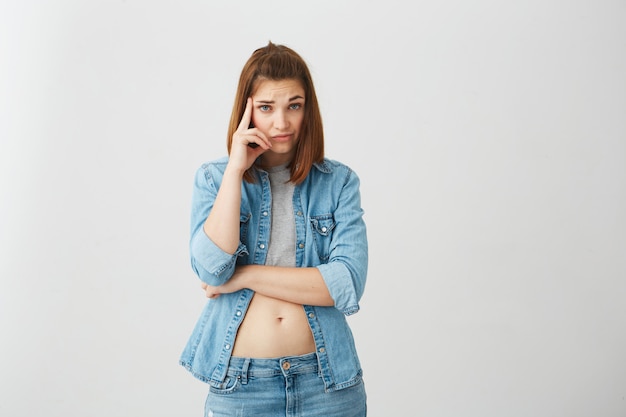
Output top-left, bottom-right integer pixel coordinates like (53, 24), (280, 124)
(203, 166), (245, 254)
(231, 265), (334, 306)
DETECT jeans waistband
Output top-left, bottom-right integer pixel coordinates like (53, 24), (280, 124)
(226, 352), (318, 380)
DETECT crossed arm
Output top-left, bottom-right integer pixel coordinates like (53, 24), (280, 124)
(201, 264), (334, 306)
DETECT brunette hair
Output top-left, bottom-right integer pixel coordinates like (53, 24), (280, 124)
(227, 41), (324, 184)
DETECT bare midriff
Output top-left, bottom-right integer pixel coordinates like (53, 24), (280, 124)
(232, 293), (315, 358)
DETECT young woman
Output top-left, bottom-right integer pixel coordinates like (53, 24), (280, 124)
(180, 41), (369, 416)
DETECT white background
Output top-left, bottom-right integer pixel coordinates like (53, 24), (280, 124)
(1, 1), (625, 416)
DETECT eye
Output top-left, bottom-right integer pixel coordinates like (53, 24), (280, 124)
(289, 103), (302, 110)
(259, 105), (271, 112)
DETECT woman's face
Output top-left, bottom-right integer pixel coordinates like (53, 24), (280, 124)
(251, 78), (305, 167)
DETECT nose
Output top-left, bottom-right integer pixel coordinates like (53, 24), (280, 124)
(273, 110), (289, 130)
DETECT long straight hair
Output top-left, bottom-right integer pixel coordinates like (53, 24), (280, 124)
(227, 42), (324, 184)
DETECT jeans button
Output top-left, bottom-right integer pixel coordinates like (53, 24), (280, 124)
(282, 361), (291, 370)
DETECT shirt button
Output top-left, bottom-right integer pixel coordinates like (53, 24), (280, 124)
(318, 347), (325, 353)
(262, 211), (268, 216)
(296, 211), (303, 216)
(259, 243), (265, 249)
(282, 361), (291, 370)
(308, 313), (315, 319)
(236, 311), (242, 317)
(298, 243), (304, 249)
(321, 226), (327, 233)
(224, 344), (231, 350)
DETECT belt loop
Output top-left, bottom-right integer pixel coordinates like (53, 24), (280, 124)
(239, 358), (251, 385)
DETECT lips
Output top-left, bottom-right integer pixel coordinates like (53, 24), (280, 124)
(272, 134), (293, 143)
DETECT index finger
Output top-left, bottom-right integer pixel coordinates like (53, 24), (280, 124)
(236, 97), (252, 132)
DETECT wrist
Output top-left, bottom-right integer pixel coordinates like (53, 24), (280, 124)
(224, 164), (247, 178)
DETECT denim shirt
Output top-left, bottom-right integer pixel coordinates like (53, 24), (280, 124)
(179, 157), (368, 392)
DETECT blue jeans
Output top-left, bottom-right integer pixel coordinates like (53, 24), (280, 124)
(204, 352), (367, 417)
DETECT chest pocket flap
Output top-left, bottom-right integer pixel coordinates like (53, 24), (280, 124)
(309, 214), (336, 261)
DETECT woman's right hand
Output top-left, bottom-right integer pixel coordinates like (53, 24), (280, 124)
(228, 97), (272, 174)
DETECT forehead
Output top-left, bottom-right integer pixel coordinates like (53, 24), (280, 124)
(253, 79), (305, 99)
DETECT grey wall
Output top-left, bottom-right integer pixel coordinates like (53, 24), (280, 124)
(1, 1), (625, 416)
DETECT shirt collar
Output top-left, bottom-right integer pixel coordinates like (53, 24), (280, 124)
(312, 159), (332, 173)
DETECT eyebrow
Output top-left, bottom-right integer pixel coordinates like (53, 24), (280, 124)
(255, 95), (305, 104)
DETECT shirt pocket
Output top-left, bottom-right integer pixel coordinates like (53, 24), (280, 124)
(309, 213), (336, 262)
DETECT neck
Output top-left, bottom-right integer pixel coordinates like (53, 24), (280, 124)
(259, 154), (293, 170)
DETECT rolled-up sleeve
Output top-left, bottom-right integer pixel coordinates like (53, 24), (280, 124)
(316, 169), (368, 316)
(189, 163), (248, 286)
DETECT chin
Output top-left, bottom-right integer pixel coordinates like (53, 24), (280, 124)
(270, 143), (296, 154)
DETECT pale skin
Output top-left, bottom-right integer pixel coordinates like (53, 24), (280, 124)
(201, 79), (333, 357)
